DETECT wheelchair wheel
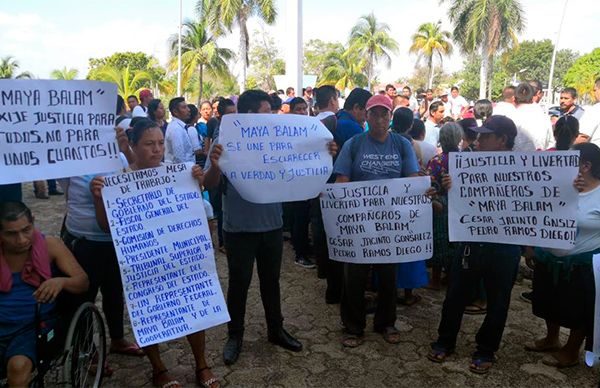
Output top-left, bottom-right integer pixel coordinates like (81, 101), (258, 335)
(62, 302), (106, 388)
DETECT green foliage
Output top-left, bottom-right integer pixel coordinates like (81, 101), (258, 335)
(407, 64), (452, 91)
(452, 54), (508, 101)
(87, 51), (163, 82)
(318, 46), (368, 90)
(409, 21), (453, 89)
(248, 29), (285, 90)
(504, 39), (578, 87)
(0, 56), (33, 79)
(564, 48), (600, 100)
(50, 67), (79, 80)
(349, 12), (399, 90)
(93, 65), (151, 100)
(303, 39), (345, 76)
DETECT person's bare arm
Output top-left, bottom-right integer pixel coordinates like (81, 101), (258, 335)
(335, 175), (350, 183)
(90, 177), (110, 232)
(33, 237), (89, 303)
(204, 144), (223, 189)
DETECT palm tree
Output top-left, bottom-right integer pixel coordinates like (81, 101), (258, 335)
(0, 56), (33, 79)
(318, 46), (368, 91)
(169, 19), (234, 106)
(94, 65), (151, 100)
(197, 0), (276, 91)
(409, 21), (453, 89)
(50, 67), (79, 80)
(348, 12), (399, 92)
(443, 0), (525, 99)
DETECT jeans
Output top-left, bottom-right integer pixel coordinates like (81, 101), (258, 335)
(224, 229), (284, 338)
(341, 263), (397, 335)
(310, 198), (342, 300)
(433, 243), (520, 359)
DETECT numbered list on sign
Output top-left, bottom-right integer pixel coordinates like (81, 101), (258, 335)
(102, 163), (229, 346)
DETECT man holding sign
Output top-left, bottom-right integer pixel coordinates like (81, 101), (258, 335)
(428, 116), (522, 374)
(332, 94), (420, 348)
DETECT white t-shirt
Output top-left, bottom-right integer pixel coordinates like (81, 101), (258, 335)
(131, 105), (148, 118)
(424, 119), (440, 147)
(513, 103), (553, 151)
(449, 95), (468, 117)
(579, 103), (600, 146)
(416, 139), (438, 166)
(548, 184), (600, 257)
(493, 102), (517, 121)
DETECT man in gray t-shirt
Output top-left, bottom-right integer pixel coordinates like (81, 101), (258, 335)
(204, 90), (302, 366)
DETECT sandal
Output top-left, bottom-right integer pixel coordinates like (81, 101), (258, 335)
(341, 333), (364, 348)
(464, 304), (487, 315)
(542, 353), (579, 368)
(469, 358), (494, 374)
(398, 294), (422, 306)
(377, 326), (401, 344)
(524, 339), (561, 353)
(110, 342), (145, 357)
(427, 348), (452, 363)
(196, 367), (220, 388)
(152, 369), (181, 388)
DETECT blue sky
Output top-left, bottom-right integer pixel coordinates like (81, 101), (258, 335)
(1, 0), (598, 82)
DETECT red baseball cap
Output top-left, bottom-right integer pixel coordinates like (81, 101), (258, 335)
(139, 89), (152, 100)
(366, 94), (393, 112)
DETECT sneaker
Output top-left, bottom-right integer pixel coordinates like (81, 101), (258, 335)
(294, 256), (315, 269)
(520, 291), (532, 303)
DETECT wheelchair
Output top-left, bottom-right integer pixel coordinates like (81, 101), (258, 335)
(1, 301), (106, 388)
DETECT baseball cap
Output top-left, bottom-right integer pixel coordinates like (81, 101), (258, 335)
(139, 89), (152, 99)
(439, 88), (450, 96)
(365, 94), (393, 112)
(473, 115), (517, 138)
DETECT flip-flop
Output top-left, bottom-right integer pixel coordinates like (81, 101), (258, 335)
(427, 348), (452, 363)
(469, 358), (494, 374)
(542, 354), (579, 368)
(378, 326), (401, 344)
(110, 342), (145, 357)
(152, 369), (181, 388)
(464, 304), (487, 315)
(196, 367), (220, 388)
(341, 334), (364, 348)
(398, 294), (422, 306)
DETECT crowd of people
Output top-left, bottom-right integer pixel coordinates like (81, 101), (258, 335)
(1, 77), (600, 387)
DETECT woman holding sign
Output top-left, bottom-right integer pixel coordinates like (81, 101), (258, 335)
(524, 142), (600, 368)
(91, 118), (219, 388)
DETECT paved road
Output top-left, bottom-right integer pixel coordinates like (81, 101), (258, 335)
(24, 185), (597, 387)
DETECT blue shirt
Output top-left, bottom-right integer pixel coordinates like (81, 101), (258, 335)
(333, 132), (419, 182)
(335, 110), (364, 147)
(0, 273), (54, 323)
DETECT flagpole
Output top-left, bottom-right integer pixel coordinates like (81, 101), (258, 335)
(177, 0), (182, 96)
(546, 0), (568, 108)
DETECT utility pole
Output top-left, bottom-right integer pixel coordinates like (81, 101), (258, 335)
(286, 0), (303, 98)
(547, 0), (569, 108)
(177, 0), (182, 96)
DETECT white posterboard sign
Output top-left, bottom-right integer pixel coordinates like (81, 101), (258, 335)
(0, 80), (122, 184)
(448, 151), (580, 249)
(102, 163), (229, 346)
(218, 113), (333, 203)
(320, 177), (433, 264)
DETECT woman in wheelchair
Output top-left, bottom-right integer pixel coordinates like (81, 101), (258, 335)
(0, 202), (88, 387)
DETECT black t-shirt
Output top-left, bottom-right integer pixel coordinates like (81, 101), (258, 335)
(207, 117), (220, 139)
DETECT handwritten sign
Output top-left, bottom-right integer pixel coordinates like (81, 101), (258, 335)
(0, 80), (122, 184)
(320, 177), (433, 264)
(102, 163), (229, 346)
(218, 113), (333, 203)
(448, 151), (580, 249)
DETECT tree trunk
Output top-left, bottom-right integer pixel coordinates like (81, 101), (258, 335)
(428, 55), (434, 89)
(198, 64), (203, 107)
(367, 51), (373, 92)
(239, 13), (249, 93)
(479, 43), (489, 100)
(486, 55), (494, 100)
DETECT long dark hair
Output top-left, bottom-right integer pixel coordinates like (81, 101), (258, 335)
(554, 116), (579, 150)
(147, 99), (162, 121)
(572, 143), (600, 179)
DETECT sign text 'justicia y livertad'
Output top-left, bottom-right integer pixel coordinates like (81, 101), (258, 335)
(102, 163), (229, 346)
(217, 113), (333, 203)
(448, 151), (580, 249)
(0, 80), (122, 184)
(320, 177), (433, 264)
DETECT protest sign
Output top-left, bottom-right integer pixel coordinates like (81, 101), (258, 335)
(217, 113), (333, 203)
(586, 254), (600, 367)
(102, 163), (229, 346)
(0, 80), (122, 184)
(320, 177), (433, 264)
(448, 151), (580, 249)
